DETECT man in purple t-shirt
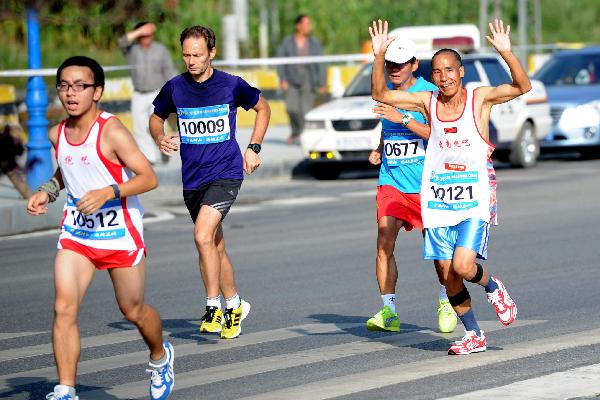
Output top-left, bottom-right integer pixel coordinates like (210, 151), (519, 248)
(150, 25), (271, 340)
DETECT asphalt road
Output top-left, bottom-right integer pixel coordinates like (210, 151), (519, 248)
(1, 157), (599, 399)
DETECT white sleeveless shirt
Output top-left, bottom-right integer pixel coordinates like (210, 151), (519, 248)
(421, 88), (498, 228)
(56, 112), (145, 250)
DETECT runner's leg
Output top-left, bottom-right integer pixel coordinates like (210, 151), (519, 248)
(108, 257), (164, 360)
(194, 205), (223, 298)
(215, 224), (237, 299)
(375, 216), (403, 296)
(53, 249), (96, 387)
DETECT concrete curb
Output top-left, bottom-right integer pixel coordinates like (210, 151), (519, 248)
(0, 159), (307, 237)
(0, 199), (63, 237)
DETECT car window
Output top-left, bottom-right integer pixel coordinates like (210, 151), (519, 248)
(344, 64), (373, 97)
(534, 53), (600, 86)
(479, 59), (511, 85)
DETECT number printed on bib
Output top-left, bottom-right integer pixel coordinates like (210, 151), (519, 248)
(383, 138), (425, 166)
(63, 195), (126, 240)
(177, 105), (230, 145)
(427, 170), (479, 211)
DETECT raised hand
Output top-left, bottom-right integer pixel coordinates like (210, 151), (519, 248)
(369, 20), (396, 57)
(486, 18), (511, 53)
(373, 103), (403, 124)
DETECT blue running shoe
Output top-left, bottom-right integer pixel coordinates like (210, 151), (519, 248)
(46, 385), (78, 399)
(147, 341), (175, 400)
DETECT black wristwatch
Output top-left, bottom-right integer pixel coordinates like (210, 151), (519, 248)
(247, 143), (261, 154)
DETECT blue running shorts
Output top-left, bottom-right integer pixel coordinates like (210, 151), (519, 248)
(424, 218), (490, 260)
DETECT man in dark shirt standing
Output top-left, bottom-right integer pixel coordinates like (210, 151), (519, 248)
(276, 15), (327, 144)
(119, 22), (176, 164)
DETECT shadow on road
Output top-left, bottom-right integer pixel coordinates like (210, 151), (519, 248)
(1, 377), (122, 400)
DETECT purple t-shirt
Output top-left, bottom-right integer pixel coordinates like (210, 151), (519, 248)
(153, 70), (261, 189)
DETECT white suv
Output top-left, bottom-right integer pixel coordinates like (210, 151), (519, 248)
(300, 54), (552, 179)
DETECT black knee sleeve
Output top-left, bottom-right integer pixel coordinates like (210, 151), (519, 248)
(466, 263), (484, 283)
(448, 286), (471, 307)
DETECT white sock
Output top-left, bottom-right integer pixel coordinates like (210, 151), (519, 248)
(225, 293), (241, 310)
(381, 294), (396, 313)
(439, 284), (449, 301)
(206, 295), (221, 308)
(53, 385), (76, 398)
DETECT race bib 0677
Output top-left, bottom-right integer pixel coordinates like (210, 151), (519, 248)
(383, 138), (425, 166)
(177, 105), (231, 145)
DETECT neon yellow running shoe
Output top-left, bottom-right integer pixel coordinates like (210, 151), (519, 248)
(366, 306), (400, 332)
(438, 299), (458, 333)
(220, 299), (251, 339)
(200, 306), (223, 333)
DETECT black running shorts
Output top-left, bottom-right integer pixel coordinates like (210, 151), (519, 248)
(183, 179), (242, 222)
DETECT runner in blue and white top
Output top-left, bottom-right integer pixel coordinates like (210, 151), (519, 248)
(150, 25), (271, 340)
(370, 19), (528, 355)
(366, 36), (457, 335)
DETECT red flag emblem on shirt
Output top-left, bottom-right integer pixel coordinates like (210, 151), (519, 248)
(445, 163), (466, 171)
(444, 127), (458, 134)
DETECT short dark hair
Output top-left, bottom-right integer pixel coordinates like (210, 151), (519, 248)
(134, 21), (148, 30)
(180, 25), (216, 50)
(431, 48), (463, 68)
(56, 56), (105, 89)
(295, 14), (309, 25)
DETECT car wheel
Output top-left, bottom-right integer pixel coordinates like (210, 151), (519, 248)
(509, 121), (539, 168)
(308, 163), (341, 180)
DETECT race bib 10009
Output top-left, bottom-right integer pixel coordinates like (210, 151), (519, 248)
(177, 104), (231, 145)
(383, 138), (425, 166)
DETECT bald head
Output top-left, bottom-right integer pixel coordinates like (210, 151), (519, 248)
(431, 48), (463, 69)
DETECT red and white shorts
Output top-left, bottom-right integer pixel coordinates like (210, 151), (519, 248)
(58, 239), (146, 270)
(376, 185), (423, 231)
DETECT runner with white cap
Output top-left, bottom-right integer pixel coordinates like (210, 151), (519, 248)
(366, 36), (457, 334)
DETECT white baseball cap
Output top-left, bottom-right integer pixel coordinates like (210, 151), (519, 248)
(385, 37), (417, 64)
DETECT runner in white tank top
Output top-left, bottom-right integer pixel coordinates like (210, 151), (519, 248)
(422, 86), (497, 229)
(56, 111), (145, 258)
(26, 56), (174, 399)
(370, 18), (527, 355)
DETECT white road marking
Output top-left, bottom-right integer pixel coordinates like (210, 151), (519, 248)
(341, 190), (377, 198)
(0, 325), (196, 363)
(238, 326), (600, 400)
(438, 362), (600, 400)
(0, 322), (361, 390)
(261, 197), (338, 207)
(79, 320), (543, 399)
(0, 331), (48, 340)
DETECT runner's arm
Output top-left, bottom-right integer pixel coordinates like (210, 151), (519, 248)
(373, 103), (431, 139)
(369, 20), (429, 113)
(76, 119), (157, 215)
(150, 113), (179, 155)
(243, 95), (271, 174)
(481, 19), (531, 106)
(248, 95), (270, 146)
(27, 125), (64, 215)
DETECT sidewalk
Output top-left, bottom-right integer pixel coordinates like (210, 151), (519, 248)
(0, 124), (306, 237)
